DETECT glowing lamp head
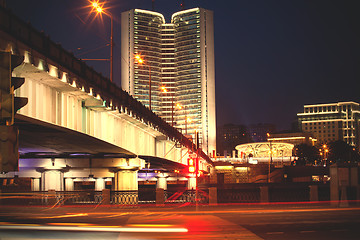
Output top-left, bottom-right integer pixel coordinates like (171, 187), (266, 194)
(161, 86), (167, 93)
(176, 103), (182, 109)
(96, 7), (103, 13)
(135, 55), (144, 64)
(91, 1), (103, 13)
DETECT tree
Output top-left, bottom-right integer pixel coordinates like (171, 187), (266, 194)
(294, 144), (321, 165)
(327, 141), (360, 164)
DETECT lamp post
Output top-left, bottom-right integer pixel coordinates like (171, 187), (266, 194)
(135, 55), (152, 110)
(90, 1), (114, 82)
(323, 144), (328, 165)
(267, 133), (272, 183)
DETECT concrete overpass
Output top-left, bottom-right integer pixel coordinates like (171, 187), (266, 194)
(0, 5), (213, 203)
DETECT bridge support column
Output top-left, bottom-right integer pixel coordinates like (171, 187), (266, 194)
(31, 178), (41, 191)
(65, 178), (74, 191)
(95, 178), (106, 191)
(112, 166), (139, 205)
(41, 170), (64, 191)
(156, 173), (168, 190)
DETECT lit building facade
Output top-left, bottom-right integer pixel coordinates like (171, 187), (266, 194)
(235, 142), (294, 164)
(267, 132), (317, 146)
(121, 8), (216, 155)
(297, 102), (360, 149)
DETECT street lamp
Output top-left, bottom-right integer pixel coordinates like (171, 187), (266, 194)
(322, 144), (329, 165)
(135, 54), (152, 110)
(89, 1), (114, 82)
(267, 133), (272, 183)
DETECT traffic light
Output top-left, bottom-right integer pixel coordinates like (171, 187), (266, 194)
(0, 51), (28, 125)
(0, 125), (19, 172)
(187, 157), (198, 173)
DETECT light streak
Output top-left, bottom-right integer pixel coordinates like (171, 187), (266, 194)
(34, 213), (89, 219)
(128, 224), (174, 227)
(0, 224), (188, 233)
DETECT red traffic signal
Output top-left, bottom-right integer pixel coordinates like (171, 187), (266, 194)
(187, 157), (197, 173)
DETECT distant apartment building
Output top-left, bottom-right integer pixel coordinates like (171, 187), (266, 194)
(248, 123), (276, 142)
(217, 124), (251, 156)
(297, 101), (360, 149)
(121, 8), (216, 154)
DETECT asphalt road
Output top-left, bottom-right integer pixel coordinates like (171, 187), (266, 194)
(0, 203), (359, 239)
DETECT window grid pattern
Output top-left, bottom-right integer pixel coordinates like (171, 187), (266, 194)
(133, 11), (163, 112)
(131, 9), (206, 144)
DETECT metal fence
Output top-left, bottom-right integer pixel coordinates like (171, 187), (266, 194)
(111, 191), (138, 205)
(59, 191), (103, 205)
(213, 183), (332, 203)
(165, 189), (209, 204)
(0, 183), (335, 206)
(0, 191), (104, 205)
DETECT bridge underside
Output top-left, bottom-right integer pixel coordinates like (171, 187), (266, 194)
(16, 114), (135, 157)
(16, 114), (186, 171)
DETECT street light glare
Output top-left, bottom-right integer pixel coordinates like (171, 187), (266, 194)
(135, 54), (144, 64)
(90, 1), (104, 14)
(161, 86), (167, 93)
(87, 0), (114, 82)
(176, 103), (182, 109)
(96, 6), (103, 13)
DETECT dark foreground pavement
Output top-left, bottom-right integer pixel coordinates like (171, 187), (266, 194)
(0, 202), (360, 239)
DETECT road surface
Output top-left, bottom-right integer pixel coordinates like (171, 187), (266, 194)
(0, 203), (359, 239)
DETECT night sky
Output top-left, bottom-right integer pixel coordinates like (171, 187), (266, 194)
(6, 0), (360, 131)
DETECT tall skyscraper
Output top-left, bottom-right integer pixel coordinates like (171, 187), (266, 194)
(121, 8), (216, 155)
